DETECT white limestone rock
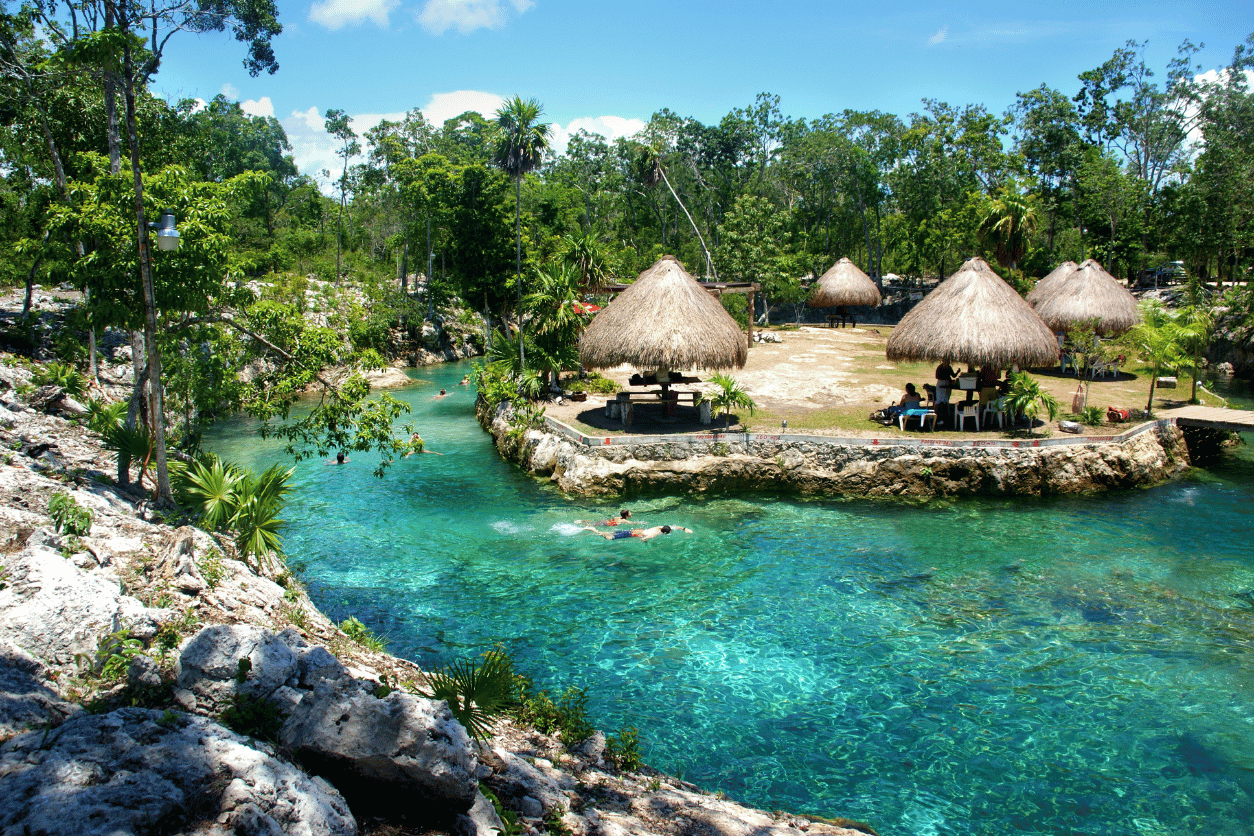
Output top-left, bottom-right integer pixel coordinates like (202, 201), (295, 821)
(0, 707), (357, 836)
(0, 539), (165, 670)
(280, 684), (479, 813)
(174, 624), (298, 712)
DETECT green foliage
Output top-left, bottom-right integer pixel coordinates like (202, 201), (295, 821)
(706, 372), (757, 430)
(516, 683), (595, 748)
(1006, 372), (1060, 437)
(605, 725), (643, 772)
(481, 788), (523, 836)
(339, 616), (387, 652)
(175, 457), (292, 562)
(1080, 405), (1107, 426)
(48, 491), (91, 536)
(31, 362), (87, 398)
(219, 693), (288, 744)
(542, 807), (573, 836)
(422, 647), (519, 742)
(86, 398), (127, 435)
(563, 374), (618, 395)
(79, 630), (144, 683)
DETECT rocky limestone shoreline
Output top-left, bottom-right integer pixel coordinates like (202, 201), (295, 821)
(479, 401), (1192, 498)
(0, 360), (870, 836)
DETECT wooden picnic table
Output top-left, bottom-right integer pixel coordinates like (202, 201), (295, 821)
(606, 390), (709, 426)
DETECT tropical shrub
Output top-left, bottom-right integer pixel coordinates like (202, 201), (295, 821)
(86, 398), (127, 435)
(421, 647), (519, 742)
(176, 457), (293, 563)
(32, 361), (87, 398)
(48, 491), (92, 536)
(339, 616), (387, 652)
(706, 372), (756, 429)
(1006, 372), (1060, 437)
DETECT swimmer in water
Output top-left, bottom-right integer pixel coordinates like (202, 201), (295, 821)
(583, 524), (692, 542)
(433, 389), (448, 400)
(326, 451), (349, 465)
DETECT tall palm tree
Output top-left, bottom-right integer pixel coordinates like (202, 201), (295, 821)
(979, 189), (1038, 270)
(494, 96), (552, 371)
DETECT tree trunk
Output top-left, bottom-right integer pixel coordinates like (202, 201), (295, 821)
(122, 36), (172, 504)
(657, 163), (714, 277)
(515, 176), (525, 370)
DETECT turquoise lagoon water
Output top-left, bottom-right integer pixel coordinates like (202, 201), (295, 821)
(205, 362), (1254, 836)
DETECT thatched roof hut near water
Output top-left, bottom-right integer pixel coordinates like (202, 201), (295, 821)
(809, 257), (882, 308)
(579, 255), (748, 372)
(1030, 258), (1142, 337)
(885, 257), (1060, 369)
(1025, 260), (1079, 307)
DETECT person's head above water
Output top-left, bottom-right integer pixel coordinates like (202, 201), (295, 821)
(336, 452), (345, 464)
(620, 509), (631, 519)
(661, 525), (672, 534)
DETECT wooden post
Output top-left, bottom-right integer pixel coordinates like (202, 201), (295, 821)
(747, 288), (755, 349)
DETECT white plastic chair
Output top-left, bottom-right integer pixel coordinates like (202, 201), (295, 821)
(981, 396), (1006, 429)
(956, 403), (980, 431)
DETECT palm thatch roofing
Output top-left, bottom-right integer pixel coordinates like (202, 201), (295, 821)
(1025, 260), (1079, 306)
(809, 257), (882, 308)
(1030, 258), (1142, 336)
(579, 255), (748, 371)
(885, 257), (1060, 369)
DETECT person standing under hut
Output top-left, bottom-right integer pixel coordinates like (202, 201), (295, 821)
(978, 366), (1002, 408)
(933, 359), (955, 426)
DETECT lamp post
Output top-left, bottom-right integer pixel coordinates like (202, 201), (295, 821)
(138, 209), (179, 503)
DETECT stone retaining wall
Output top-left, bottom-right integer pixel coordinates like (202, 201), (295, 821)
(479, 400), (1191, 498)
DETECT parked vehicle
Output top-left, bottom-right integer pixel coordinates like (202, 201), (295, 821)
(1137, 261), (1187, 286)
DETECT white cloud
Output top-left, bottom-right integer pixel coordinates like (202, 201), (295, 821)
(279, 92), (645, 196)
(422, 89), (506, 124)
(241, 96), (275, 118)
(928, 26), (947, 45)
(220, 83), (240, 100)
(549, 115), (645, 157)
(417, 0), (533, 35)
(309, 0), (399, 30)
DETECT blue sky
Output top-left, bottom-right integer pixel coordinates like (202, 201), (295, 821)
(153, 0), (1254, 184)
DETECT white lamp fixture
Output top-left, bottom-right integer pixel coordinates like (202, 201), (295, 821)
(151, 210), (181, 252)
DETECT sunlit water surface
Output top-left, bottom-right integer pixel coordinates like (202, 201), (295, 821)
(206, 363), (1254, 836)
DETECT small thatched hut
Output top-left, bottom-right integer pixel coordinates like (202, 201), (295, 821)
(809, 257), (882, 308)
(885, 257), (1059, 369)
(1030, 258), (1142, 336)
(579, 255), (747, 373)
(1025, 261), (1079, 306)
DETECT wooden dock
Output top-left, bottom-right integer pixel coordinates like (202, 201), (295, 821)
(1159, 405), (1254, 432)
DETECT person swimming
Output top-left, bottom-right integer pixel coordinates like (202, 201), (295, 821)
(584, 524), (692, 541)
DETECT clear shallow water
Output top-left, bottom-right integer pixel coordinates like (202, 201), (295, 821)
(205, 363), (1254, 836)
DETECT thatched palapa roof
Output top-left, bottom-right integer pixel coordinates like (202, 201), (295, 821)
(809, 257), (882, 308)
(1025, 260), (1079, 306)
(885, 257), (1059, 369)
(1030, 258), (1141, 336)
(579, 255), (747, 371)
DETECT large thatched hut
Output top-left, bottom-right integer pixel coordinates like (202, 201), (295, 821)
(1030, 258), (1141, 336)
(1025, 260), (1079, 306)
(579, 255), (748, 373)
(809, 257), (882, 308)
(885, 257), (1059, 369)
